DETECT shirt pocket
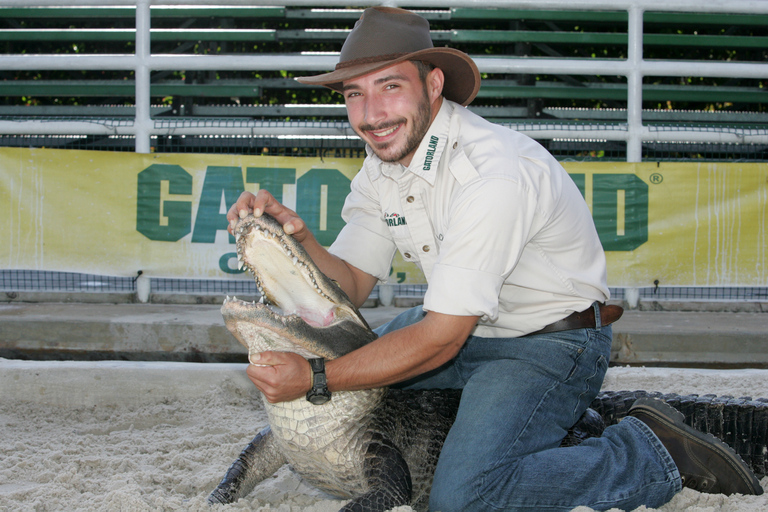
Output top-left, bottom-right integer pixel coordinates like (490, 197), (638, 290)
(381, 202), (418, 264)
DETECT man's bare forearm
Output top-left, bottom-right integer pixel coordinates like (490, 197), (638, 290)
(326, 311), (479, 391)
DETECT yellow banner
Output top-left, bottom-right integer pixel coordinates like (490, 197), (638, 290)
(582, 162), (766, 288)
(1, 148), (765, 287)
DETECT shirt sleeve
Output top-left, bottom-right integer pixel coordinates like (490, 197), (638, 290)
(328, 168), (397, 282)
(423, 175), (543, 321)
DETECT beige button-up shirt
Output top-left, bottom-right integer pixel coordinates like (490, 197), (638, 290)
(329, 100), (609, 337)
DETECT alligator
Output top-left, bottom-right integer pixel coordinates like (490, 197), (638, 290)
(209, 213), (767, 512)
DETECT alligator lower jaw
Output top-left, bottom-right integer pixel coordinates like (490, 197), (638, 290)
(267, 387), (387, 424)
(222, 294), (338, 335)
(221, 295), (375, 360)
(222, 296), (325, 357)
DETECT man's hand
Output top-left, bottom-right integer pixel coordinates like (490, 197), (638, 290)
(227, 190), (310, 243)
(246, 351), (312, 403)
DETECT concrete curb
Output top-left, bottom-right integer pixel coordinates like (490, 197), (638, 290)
(1, 303), (767, 367)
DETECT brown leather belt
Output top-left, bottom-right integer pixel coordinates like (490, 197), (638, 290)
(529, 303), (624, 336)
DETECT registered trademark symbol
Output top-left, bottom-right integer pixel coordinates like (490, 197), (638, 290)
(649, 173), (664, 184)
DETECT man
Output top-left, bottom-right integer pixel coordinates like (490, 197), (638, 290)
(227, 7), (762, 511)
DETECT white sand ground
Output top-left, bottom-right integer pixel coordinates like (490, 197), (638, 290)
(1, 362), (767, 512)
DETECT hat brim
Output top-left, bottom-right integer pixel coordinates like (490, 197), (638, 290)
(296, 47), (481, 107)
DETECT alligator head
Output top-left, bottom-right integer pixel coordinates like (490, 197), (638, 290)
(223, 213), (377, 362)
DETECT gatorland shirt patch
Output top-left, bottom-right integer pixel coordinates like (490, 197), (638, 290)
(422, 135), (439, 171)
(384, 212), (407, 227)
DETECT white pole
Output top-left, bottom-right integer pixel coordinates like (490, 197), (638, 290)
(135, 0), (152, 153)
(626, 5), (644, 162)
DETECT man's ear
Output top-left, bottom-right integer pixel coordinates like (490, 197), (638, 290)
(427, 67), (445, 103)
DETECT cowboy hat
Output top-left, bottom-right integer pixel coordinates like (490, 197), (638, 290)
(295, 7), (481, 106)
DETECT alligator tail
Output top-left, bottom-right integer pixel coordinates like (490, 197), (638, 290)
(588, 390), (768, 478)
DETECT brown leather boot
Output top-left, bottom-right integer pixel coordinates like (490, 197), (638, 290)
(628, 397), (763, 496)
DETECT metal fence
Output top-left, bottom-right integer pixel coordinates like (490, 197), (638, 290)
(3, 269), (767, 307)
(1, 0), (767, 161)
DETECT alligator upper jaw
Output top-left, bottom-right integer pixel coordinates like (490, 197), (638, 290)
(233, 213), (370, 332)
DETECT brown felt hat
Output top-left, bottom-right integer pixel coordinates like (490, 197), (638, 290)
(295, 7), (481, 106)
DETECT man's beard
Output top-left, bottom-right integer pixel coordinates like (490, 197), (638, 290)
(359, 87), (432, 164)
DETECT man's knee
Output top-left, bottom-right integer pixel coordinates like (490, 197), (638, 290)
(428, 466), (480, 512)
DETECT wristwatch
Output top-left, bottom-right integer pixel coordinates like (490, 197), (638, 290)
(306, 358), (331, 405)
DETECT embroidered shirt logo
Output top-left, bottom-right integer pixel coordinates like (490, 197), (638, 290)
(384, 212), (407, 227)
(422, 135), (439, 171)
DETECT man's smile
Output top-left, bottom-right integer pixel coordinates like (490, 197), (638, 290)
(371, 124), (400, 138)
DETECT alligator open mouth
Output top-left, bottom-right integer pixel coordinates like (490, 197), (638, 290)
(222, 213), (375, 359)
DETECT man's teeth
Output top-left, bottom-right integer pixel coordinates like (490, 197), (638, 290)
(374, 125), (398, 137)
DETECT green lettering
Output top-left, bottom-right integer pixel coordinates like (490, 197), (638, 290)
(191, 166), (244, 244)
(569, 173), (586, 198)
(593, 174), (648, 251)
(219, 252), (245, 274)
(245, 167), (296, 202)
(136, 164), (192, 242)
(296, 169), (350, 246)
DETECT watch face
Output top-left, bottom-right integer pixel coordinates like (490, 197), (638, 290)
(308, 392), (331, 405)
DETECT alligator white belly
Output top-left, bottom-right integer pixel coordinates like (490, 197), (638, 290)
(265, 388), (387, 498)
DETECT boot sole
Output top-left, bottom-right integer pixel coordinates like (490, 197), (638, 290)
(631, 397), (763, 496)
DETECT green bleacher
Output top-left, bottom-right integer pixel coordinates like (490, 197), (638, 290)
(1, 5), (766, 159)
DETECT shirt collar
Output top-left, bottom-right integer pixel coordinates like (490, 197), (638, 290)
(406, 99), (452, 185)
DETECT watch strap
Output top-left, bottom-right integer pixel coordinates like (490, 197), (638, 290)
(306, 358), (331, 405)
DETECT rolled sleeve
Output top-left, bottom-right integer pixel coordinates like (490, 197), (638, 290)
(424, 264), (505, 320)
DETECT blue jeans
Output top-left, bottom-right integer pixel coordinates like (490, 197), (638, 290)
(376, 305), (681, 512)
